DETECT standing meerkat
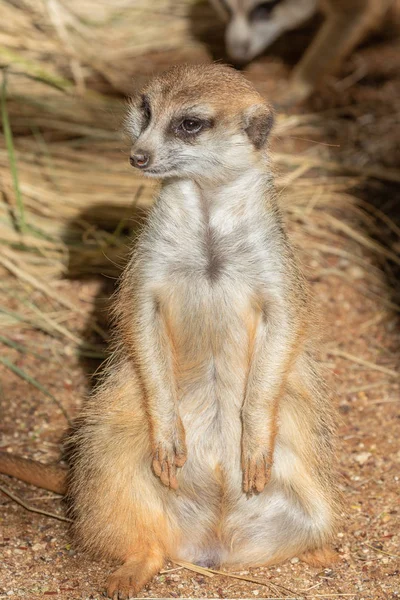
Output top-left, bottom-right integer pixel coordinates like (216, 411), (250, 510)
(209, 0), (394, 101)
(0, 64), (341, 599)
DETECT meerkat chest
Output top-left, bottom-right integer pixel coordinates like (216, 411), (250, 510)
(157, 213), (268, 308)
(159, 198), (269, 285)
(150, 206), (271, 388)
(142, 181), (283, 367)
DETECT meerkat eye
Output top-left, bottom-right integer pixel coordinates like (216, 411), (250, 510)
(140, 94), (151, 129)
(250, 0), (281, 21)
(171, 115), (213, 139)
(179, 118), (204, 134)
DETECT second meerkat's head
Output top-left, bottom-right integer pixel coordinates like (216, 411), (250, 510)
(209, 0), (318, 64)
(126, 64), (274, 183)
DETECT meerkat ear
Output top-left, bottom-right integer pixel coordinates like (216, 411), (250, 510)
(243, 104), (274, 149)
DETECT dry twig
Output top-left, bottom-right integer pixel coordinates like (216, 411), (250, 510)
(0, 483), (71, 523)
(328, 349), (399, 379)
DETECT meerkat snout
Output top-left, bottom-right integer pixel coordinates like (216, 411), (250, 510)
(130, 150), (151, 169)
(225, 15), (252, 64)
(126, 65), (274, 182)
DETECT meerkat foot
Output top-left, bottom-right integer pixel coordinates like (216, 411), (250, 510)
(107, 566), (136, 600)
(152, 429), (187, 489)
(106, 551), (164, 599)
(300, 547), (339, 568)
(242, 451), (272, 494)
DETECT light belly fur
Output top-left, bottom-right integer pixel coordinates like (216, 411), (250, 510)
(159, 282), (319, 566)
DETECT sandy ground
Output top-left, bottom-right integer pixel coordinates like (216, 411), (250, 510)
(1, 271), (399, 600)
(1, 10), (400, 600)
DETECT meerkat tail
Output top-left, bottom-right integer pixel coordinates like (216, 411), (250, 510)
(0, 451), (67, 494)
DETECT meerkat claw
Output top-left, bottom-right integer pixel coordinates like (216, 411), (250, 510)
(243, 453), (272, 494)
(152, 438), (187, 489)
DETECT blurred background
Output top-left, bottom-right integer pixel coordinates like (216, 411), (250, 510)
(0, 1), (399, 598)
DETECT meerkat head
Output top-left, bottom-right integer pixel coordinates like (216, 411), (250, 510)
(209, 0), (318, 63)
(126, 64), (274, 183)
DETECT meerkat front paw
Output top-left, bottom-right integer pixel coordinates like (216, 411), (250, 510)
(242, 443), (272, 494)
(152, 422), (187, 489)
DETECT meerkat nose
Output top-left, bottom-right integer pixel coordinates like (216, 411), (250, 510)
(130, 151), (150, 169)
(230, 42), (251, 65)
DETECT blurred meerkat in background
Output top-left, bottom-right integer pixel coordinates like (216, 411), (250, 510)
(209, 0), (394, 102)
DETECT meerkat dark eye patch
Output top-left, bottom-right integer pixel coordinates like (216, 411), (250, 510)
(244, 105), (274, 149)
(169, 116), (214, 142)
(140, 94), (151, 130)
(249, 0), (282, 22)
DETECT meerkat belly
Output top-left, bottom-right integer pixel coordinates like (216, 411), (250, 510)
(163, 282), (326, 567)
(165, 279), (256, 453)
(162, 278), (257, 565)
(162, 274), (258, 479)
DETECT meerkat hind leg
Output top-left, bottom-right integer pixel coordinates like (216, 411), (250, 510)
(106, 546), (165, 600)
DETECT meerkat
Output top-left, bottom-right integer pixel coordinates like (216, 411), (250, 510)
(209, 0), (394, 101)
(0, 64), (341, 599)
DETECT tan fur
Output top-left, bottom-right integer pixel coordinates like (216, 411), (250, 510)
(210, 0), (395, 102)
(1, 65), (342, 598)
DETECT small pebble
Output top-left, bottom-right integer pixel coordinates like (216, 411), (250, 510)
(355, 452), (371, 466)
